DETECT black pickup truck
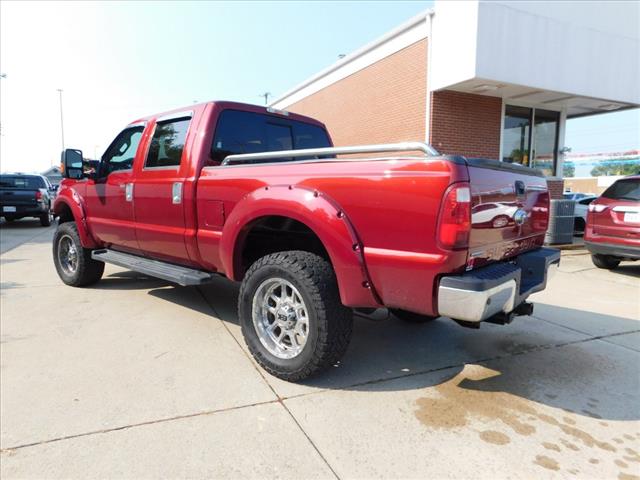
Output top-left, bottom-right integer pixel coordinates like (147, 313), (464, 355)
(0, 173), (55, 226)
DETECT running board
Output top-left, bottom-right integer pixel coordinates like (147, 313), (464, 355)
(91, 249), (215, 286)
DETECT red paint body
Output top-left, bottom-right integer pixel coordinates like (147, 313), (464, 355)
(584, 175), (640, 252)
(54, 101), (550, 316)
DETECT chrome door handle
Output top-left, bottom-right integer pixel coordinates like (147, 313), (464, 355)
(125, 183), (133, 202)
(172, 182), (183, 204)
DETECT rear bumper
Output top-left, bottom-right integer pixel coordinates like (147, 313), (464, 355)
(1, 204), (47, 217)
(437, 247), (560, 323)
(585, 241), (640, 260)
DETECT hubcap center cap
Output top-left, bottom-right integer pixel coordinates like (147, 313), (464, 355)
(276, 305), (297, 329)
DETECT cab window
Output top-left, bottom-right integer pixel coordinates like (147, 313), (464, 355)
(101, 127), (144, 176)
(145, 117), (191, 168)
(210, 110), (331, 165)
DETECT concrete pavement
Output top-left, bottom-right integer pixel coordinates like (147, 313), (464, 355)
(1, 222), (639, 479)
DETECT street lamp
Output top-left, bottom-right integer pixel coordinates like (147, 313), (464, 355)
(57, 88), (65, 152)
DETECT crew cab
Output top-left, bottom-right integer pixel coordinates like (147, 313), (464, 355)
(585, 175), (640, 269)
(1, 173), (55, 226)
(52, 101), (559, 381)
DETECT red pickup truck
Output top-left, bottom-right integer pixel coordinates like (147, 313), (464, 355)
(53, 101), (559, 381)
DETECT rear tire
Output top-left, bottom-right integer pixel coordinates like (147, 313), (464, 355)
(238, 251), (353, 382)
(53, 222), (104, 286)
(40, 211), (52, 227)
(591, 254), (620, 270)
(390, 308), (437, 324)
(3, 216), (15, 223)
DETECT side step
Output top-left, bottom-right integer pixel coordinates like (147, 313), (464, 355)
(91, 249), (215, 286)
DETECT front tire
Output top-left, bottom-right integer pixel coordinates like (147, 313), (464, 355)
(591, 254), (620, 270)
(53, 222), (104, 286)
(238, 251), (353, 382)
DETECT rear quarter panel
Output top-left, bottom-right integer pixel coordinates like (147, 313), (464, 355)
(196, 157), (467, 315)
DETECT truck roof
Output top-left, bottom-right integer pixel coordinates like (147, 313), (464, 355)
(127, 100), (327, 131)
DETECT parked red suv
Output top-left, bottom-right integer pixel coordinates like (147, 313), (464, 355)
(585, 175), (640, 269)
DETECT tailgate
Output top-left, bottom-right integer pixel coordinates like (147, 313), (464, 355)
(465, 158), (549, 268)
(0, 189), (40, 206)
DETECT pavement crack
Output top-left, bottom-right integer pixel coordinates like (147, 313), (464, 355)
(195, 286), (341, 480)
(1, 400), (279, 452)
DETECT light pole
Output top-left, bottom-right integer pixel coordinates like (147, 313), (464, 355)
(57, 88), (65, 152)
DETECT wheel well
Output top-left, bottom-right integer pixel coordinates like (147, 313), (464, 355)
(56, 203), (74, 224)
(237, 216), (331, 280)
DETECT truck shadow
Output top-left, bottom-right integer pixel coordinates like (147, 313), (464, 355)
(141, 275), (640, 423)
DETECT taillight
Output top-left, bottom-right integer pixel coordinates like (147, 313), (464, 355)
(438, 183), (471, 250)
(35, 190), (43, 202)
(588, 203), (607, 213)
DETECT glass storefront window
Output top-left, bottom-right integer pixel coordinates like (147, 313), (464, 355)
(502, 105), (560, 176)
(532, 109), (560, 177)
(502, 106), (532, 166)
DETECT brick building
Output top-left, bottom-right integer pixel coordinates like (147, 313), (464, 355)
(272, 1), (639, 197)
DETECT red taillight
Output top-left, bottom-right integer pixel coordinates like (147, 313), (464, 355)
(437, 183), (471, 250)
(35, 190), (43, 201)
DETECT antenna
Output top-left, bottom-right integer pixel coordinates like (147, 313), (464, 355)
(259, 92), (272, 105)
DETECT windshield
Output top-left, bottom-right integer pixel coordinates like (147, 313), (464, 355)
(601, 178), (640, 201)
(0, 175), (45, 189)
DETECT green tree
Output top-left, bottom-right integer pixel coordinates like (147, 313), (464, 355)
(562, 162), (575, 178)
(590, 161), (640, 177)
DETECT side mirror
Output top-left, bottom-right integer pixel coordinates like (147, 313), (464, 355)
(61, 149), (84, 179)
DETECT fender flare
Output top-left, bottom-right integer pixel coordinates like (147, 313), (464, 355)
(220, 185), (380, 307)
(53, 190), (100, 248)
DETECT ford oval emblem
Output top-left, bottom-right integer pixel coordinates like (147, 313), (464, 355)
(513, 209), (528, 226)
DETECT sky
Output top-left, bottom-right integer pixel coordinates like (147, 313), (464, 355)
(0, 0), (638, 174)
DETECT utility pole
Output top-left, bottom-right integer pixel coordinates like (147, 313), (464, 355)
(57, 89), (65, 153)
(0, 74), (6, 137)
(259, 92), (271, 105)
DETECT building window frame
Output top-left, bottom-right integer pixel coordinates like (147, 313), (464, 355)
(499, 99), (566, 177)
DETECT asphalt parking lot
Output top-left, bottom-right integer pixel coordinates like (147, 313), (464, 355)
(1, 218), (639, 479)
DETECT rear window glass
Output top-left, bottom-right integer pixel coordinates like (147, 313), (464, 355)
(0, 176), (45, 189)
(601, 178), (640, 201)
(210, 110), (331, 164)
(145, 117), (190, 168)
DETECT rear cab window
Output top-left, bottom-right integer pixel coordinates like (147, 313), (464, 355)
(601, 178), (640, 201)
(210, 110), (331, 165)
(0, 176), (45, 189)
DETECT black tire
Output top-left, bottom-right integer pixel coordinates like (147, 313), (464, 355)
(40, 211), (52, 227)
(238, 251), (353, 382)
(390, 308), (437, 323)
(4, 216), (15, 223)
(591, 254), (620, 270)
(53, 222), (104, 287)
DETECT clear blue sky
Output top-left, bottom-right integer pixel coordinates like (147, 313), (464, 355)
(0, 1), (638, 172)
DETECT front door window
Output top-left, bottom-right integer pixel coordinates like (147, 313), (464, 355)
(502, 105), (560, 176)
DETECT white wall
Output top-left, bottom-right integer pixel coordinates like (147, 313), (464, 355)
(431, 0), (640, 105)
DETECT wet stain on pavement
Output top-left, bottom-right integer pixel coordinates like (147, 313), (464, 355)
(615, 459), (629, 468)
(618, 473), (640, 480)
(534, 455), (560, 471)
(542, 442), (561, 452)
(413, 365), (632, 476)
(479, 430), (510, 445)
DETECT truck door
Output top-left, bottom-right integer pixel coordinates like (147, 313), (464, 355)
(84, 125), (146, 252)
(132, 112), (192, 264)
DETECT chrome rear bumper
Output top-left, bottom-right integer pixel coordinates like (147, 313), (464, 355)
(437, 248), (560, 323)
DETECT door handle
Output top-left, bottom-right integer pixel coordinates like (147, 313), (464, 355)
(172, 182), (183, 204)
(125, 183), (133, 202)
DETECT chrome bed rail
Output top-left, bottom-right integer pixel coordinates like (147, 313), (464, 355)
(221, 142), (439, 166)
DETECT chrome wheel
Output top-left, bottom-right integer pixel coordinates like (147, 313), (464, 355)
(252, 278), (310, 359)
(58, 234), (78, 275)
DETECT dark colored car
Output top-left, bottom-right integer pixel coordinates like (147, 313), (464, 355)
(0, 173), (55, 226)
(584, 175), (640, 269)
